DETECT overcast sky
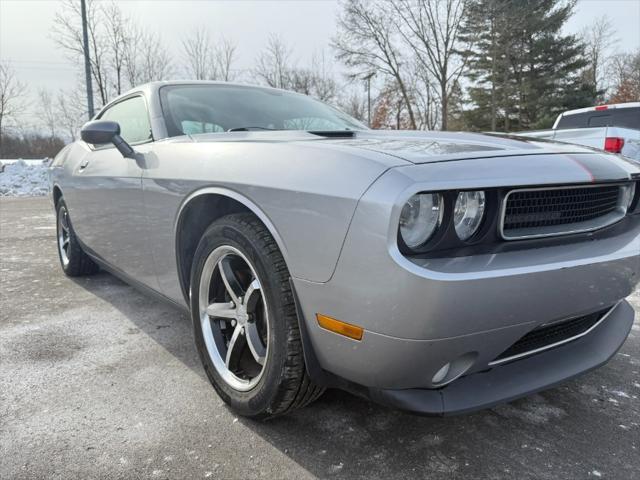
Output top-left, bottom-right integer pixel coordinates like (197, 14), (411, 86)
(1, 0), (639, 123)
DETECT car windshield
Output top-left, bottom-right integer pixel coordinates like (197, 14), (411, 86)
(159, 84), (366, 136)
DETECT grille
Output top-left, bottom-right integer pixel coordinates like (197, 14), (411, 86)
(492, 308), (611, 364)
(501, 185), (622, 239)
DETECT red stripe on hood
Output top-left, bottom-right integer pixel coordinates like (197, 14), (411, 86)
(566, 155), (595, 183)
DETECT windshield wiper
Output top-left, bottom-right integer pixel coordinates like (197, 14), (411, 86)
(227, 126), (280, 132)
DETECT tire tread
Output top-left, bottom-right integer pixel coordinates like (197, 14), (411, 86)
(56, 199), (99, 277)
(231, 214), (324, 417)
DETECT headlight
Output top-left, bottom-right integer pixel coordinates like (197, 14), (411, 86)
(399, 193), (443, 248)
(621, 182), (636, 210)
(454, 191), (486, 241)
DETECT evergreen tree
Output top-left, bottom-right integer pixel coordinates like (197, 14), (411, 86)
(460, 0), (594, 131)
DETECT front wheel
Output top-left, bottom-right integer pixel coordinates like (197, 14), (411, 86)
(190, 213), (323, 418)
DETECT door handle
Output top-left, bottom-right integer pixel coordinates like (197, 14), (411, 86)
(79, 159), (89, 171)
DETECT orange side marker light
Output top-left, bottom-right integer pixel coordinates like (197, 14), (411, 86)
(316, 314), (364, 341)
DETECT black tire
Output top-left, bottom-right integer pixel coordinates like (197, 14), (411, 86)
(55, 199), (100, 277)
(190, 213), (324, 419)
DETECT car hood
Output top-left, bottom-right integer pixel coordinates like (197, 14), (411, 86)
(186, 129), (621, 165)
(307, 130), (640, 166)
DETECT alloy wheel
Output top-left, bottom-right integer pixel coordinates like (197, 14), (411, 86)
(198, 245), (269, 391)
(57, 206), (71, 266)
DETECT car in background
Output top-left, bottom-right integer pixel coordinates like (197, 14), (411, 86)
(518, 102), (640, 161)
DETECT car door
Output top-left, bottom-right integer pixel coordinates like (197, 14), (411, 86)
(71, 94), (160, 290)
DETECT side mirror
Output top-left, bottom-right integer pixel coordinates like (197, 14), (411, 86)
(80, 120), (134, 158)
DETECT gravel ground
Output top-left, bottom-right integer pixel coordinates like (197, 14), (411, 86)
(1, 197), (639, 480)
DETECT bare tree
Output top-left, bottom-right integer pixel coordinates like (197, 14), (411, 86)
(608, 49), (640, 103)
(411, 63), (441, 129)
(122, 23), (145, 86)
(254, 34), (294, 88)
(120, 24), (172, 86)
(214, 37), (238, 82)
(57, 87), (87, 141)
(287, 51), (338, 102)
(52, 0), (110, 106)
(0, 63), (27, 154)
(333, 0), (417, 128)
(371, 80), (412, 129)
(392, 0), (468, 130)
(308, 51), (338, 102)
(338, 90), (367, 123)
(38, 89), (58, 138)
(182, 28), (237, 81)
(37, 85), (85, 143)
(253, 38), (340, 103)
(138, 31), (173, 83)
(103, 1), (128, 95)
(53, 0), (171, 107)
(580, 16), (617, 98)
(182, 27), (214, 80)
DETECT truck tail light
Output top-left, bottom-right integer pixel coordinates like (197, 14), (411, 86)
(594, 105), (609, 111)
(604, 137), (624, 153)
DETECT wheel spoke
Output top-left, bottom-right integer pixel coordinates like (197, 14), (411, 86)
(60, 211), (69, 232)
(62, 238), (69, 249)
(243, 279), (262, 312)
(206, 301), (236, 319)
(218, 256), (244, 305)
(225, 324), (244, 370)
(245, 322), (266, 366)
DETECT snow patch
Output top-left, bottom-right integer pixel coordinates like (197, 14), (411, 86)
(0, 159), (50, 197)
(611, 390), (631, 399)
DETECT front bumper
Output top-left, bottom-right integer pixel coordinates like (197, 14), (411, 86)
(367, 300), (634, 415)
(293, 217), (640, 391)
(292, 167), (640, 398)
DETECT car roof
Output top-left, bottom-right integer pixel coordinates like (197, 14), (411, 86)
(116, 80), (298, 102)
(560, 102), (640, 117)
(93, 80), (317, 121)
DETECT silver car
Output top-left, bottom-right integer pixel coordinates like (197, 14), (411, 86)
(50, 81), (640, 418)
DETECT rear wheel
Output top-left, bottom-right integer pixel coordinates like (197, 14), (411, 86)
(56, 199), (99, 276)
(190, 213), (323, 418)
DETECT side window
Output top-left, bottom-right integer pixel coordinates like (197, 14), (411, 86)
(587, 114), (612, 127)
(612, 109), (640, 130)
(556, 113), (587, 129)
(100, 96), (152, 144)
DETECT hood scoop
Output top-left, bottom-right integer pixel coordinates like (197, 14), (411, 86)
(309, 130), (355, 138)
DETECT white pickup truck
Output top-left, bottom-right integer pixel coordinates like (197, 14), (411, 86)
(518, 102), (640, 162)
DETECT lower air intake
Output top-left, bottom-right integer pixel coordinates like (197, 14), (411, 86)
(491, 307), (613, 365)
